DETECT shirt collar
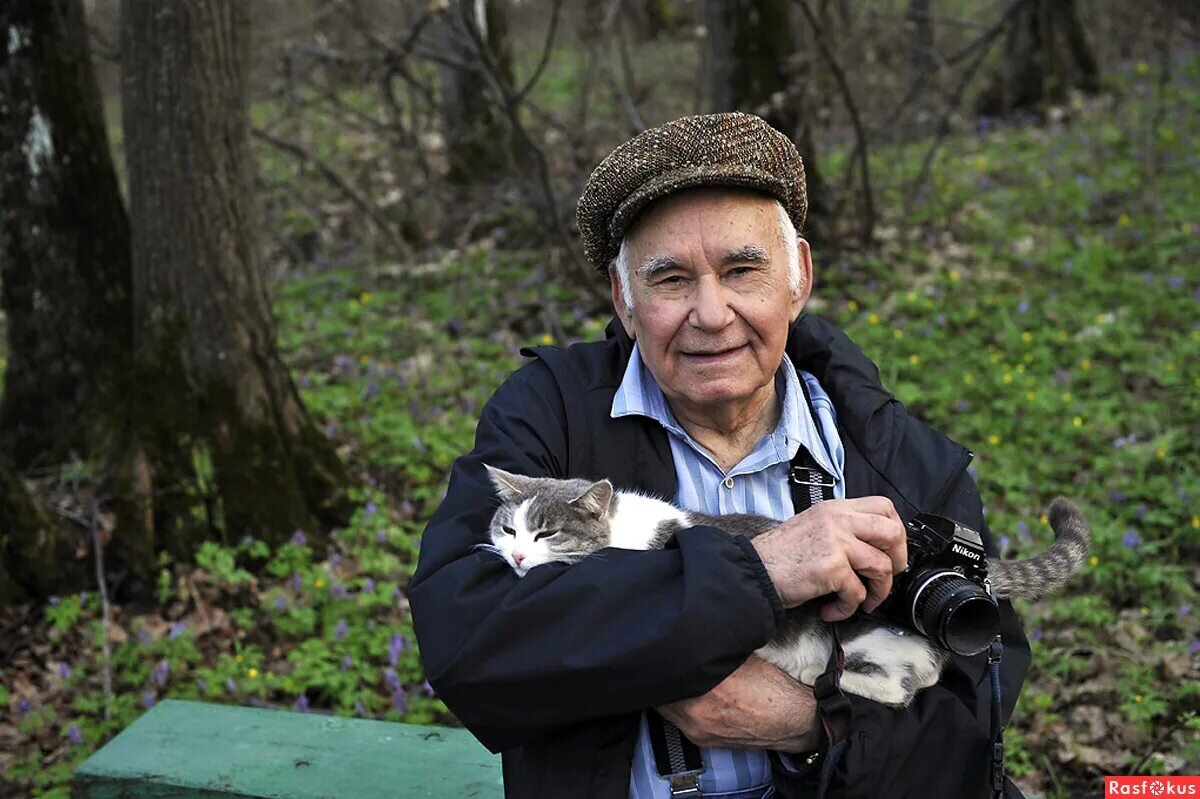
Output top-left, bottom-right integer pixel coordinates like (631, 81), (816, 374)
(611, 341), (838, 478)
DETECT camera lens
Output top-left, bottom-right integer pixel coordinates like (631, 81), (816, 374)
(907, 569), (1001, 656)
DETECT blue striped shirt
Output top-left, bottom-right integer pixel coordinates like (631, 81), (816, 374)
(612, 342), (845, 799)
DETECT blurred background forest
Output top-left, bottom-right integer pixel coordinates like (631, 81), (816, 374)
(1, 0), (1198, 796)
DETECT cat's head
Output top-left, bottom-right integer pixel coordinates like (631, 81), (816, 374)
(482, 464), (614, 576)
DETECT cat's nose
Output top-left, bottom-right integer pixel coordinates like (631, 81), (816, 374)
(513, 552), (526, 565)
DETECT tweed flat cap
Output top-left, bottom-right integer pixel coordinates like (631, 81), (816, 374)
(576, 112), (807, 272)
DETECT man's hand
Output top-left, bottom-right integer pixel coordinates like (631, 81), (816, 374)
(655, 656), (822, 753)
(751, 496), (907, 621)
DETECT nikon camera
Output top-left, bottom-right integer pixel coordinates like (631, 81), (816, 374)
(866, 513), (1001, 656)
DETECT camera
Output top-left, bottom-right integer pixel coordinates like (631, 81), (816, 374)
(866, 513), (1000, 656)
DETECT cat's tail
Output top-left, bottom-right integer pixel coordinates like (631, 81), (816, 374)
(986, 497), (1091, 600)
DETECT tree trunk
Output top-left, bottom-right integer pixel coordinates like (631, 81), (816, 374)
(119, 0), (351, 578)
(437, 0), (518, 185)
(0, 0), (133, 603)
(976, 0), (1100, 117)
(702, 0), (828, 239)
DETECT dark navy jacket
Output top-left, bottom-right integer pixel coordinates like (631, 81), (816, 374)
(410, 313), (1031, 798)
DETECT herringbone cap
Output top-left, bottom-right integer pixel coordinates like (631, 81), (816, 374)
(577, 112), (807, 272)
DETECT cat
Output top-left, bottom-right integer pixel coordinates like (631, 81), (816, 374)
(478, 464), (1091, 707)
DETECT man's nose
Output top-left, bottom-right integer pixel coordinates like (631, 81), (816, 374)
(689, 276), (734, 331)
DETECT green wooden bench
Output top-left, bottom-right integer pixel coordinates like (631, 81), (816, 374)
(73, 699), (502, 798)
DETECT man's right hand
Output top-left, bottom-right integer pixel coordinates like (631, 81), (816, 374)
(750, 496), (908, 621)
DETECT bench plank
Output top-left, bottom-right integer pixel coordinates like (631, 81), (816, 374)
(73, 699), (502, 798)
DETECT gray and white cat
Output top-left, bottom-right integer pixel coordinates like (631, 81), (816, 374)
(479, 465), (1091, 707)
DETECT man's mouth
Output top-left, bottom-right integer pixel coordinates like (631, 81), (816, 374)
(682, 344), (747, 362)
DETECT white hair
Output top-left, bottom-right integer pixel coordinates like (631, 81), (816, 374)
(611, 201), (802, 310)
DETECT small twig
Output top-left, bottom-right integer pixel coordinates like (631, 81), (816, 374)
(89, 497), (114, 721)
(794, 0), (875, 245)
(251, 127), (410, 256)
(511, 0), (562, 104)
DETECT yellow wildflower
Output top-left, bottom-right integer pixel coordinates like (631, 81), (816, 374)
(1166, 362), (1175, 372)
(360, 291), (371, 303)
(1117, 214), (1131, 227)
(1156, 447), (1166, 460)
(248, 668), (259, 679)
(1136, 61), (1149, 74)
(1088, 555), (1099, 567)
(847, 300), (859, 312)
(1026, 391), (1037, 401)
(1134, 694), (1143, 703)
(949, 270), (961, 283)
(868, 313), (880, 325)
(540, 333), (554, 345)
(1040, 514), (1049, 525)
(989, 352), (1002, 363)
(358, 354), (369, 365)
(315, 578), (325, 589)
(1016, 364), (1025, 373)
(1020, 332), (1032, 343)
(906, 291), (918, 303)
(893, 329), (904, 339)
(1073, 417), (1083, 428)
(235, 654), (243, 663)
(1023, 353), (1034, 363)
(1061, 392), (1072, 402)
(964, 373), (975, 385)
(974, 155), (988, 170)
(988, 435), (1000, 446)
(1080, 358), (1092, 370)
(1002, 373), (1013, 384)
(908, 355), (920, 366)
(1190, 516), (1199, 529)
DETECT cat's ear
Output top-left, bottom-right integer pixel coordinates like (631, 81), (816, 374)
(571, 480), (614, 518)
(484, 464), (533, 501)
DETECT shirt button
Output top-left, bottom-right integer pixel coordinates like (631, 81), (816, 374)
(723, 476), (734, 489)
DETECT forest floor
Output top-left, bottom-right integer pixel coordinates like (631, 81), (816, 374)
(3, 56), (1199, 799)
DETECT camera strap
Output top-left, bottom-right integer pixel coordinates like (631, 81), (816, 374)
(988, 635), (1006, 798)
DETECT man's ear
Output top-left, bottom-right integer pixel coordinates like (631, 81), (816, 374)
(484, 464), (533, 501)
(790, 238), (815, 321)
(609, 262), (636, 340)
(571, 480), (614, 519)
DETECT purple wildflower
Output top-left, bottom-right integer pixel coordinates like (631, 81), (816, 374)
(57, 662), (71, 680)
(330, 552), (341, 570)
(1122, 529), (1142, 549)
(1108, 489), (1126, 503)
(67, 724), (84, 745)
(364, 381), (379, 400)
(999, 536), (1010, 556)
(274, 595), (288, 611)
(421, 680), (436, 697)
(291, 529), (307, 547)
(295, 693), (310, 713)
(334, 619), (349, 641)
(169, 622), (187, 639)
(364, 501), (377, 517)
(1016, 521), (1029, 540)
(1135, 503), (1147, 519)
(400, 499), (415, 517)
(410, 434), (426, 453)
(341, 655), (353, 671)
(1179, 603), (1191, 617)
(225, 677), (237, 694)
(1168, 276), (1184, 289)
(143, 691), (156, 709)
(393, 587), (406, 610)
(79, 591), (89, 604)
(362, 577), (375, 593)
(391, 687), (409, 715)
(1190, 639), (1199, 657)
(1017, 300), (1029, 314)
(151, 659), (170, 687)
(48, 595), (60, 606)
(331, 583), (349, 600)
(376, 530), (388, 545)
(137, 627), (153, 645)
(389, 633), (408, 666)
(953, 399), (971, 413)
(324, 419), (339, 438)
(1031, 628), (1043, 642)
(291, 572), (304, 592)
(196, 677), (208, 694)
(355, 699), (367, 716)
(17, 698), (32, 716)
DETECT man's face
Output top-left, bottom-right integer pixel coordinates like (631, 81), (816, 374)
(610, 188), (813, 413)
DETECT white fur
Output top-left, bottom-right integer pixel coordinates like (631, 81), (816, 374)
(606, 492), (690, 550)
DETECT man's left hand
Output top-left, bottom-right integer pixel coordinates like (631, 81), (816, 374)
(655, 655), (822, 753)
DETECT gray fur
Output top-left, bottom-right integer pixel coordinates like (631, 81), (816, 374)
(481, 465), (1090, 707)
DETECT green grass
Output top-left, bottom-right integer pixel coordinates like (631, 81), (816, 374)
(7, 54), (1200, 799)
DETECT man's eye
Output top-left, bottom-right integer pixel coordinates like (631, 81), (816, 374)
(534, 530), (560, 542)
(502, 525), (516, 536)
(658, 275), (685, 286)
(728, 266), (754, 277)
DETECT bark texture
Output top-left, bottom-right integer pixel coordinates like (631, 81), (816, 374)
(977, 0), (1100, 116)
(0, 0), (132, 602)
(437, 0), (519, 184)
(119, 0), (351, 572)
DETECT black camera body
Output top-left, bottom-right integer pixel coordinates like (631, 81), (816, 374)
(867, 512), (1000, 656)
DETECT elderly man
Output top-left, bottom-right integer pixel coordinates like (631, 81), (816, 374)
(410, 113), (1030, 799)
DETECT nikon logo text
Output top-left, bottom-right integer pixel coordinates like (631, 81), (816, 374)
(951, 544), (980, 560)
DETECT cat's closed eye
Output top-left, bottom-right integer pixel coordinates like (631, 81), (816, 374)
(534, 530), (560, 542)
